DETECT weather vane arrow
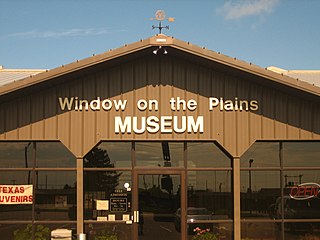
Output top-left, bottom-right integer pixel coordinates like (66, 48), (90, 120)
(151, 10), (175, 34)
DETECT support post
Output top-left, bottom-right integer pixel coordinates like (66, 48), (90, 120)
(233, 157), (241, 240)
(77, 157), (84, 235)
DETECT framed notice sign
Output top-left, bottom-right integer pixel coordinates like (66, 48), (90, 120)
(0, 185), (33, 204)
(110, 198), (127, 212)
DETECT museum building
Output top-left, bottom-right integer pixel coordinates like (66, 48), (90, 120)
(0, 34), (319, 240)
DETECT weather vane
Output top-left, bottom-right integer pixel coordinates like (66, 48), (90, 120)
(151, 10), (174, 34)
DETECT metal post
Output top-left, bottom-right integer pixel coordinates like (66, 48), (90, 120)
(233, 157), (241, 240)
(77, 157), (84, 235)
(249, 159), (254, 193)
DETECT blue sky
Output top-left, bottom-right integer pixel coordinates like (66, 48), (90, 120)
(0, 0), (320, 70)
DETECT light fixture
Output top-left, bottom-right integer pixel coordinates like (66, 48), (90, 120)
(153, 46), (168, 55)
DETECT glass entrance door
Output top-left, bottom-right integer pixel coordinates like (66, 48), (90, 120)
(134, 171), (185, 240)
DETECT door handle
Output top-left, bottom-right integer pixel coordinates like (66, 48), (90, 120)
(133, 210), (139, 223)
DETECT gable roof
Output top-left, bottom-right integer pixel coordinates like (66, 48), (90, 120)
(1, 34), (319, 98)
(0, 66), (45, 87)
(267, 66), (320, 88)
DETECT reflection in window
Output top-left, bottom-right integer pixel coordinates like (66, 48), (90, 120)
(241, 142), (280, 168)
(84, 171), (131, 220)
(36, 142), (76, 168)
(240, 141), (320, 239)
(187, 142), (231, 168)
(0, 142), (33, 168)
(240, 171), (280, 219)
(283, 142), (320, 167)
(84, 142), (131, 168)
(0, 171), (32, 185)
(136, 142), (184, 167)
(0, 172), (32, 220)
(0, 224), (32, 239)
(187, 171), (232, 220)
(241, 222), (280, 239)
(283, 170), (320, 188)
(35, 171), (76, 220)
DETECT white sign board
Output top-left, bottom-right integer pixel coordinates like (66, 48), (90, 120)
(0, 185), (33, 204)
(96, 200), (109, 210)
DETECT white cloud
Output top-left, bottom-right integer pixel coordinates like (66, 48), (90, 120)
(219, 0), (279, 20)
(5, 28), (114, 39)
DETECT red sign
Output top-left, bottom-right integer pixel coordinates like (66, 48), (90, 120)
(0, 185), (33, 204)
(290, 183), (320, 200)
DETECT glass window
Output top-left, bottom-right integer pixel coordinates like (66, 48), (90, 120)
(136, 142), (184, 167)
(241, 142), (280, 168)
(241, 222), (281, 239)
(84, 171), (131, 220)
(283, 170), (320, 189)
(187, 171), (233, 220)
(284, 222), (320, 238)
(0, 142), (33, 168)
(187, 142), (231, 168)
(84, 142), (131, 168)
(240, 171), (280, 219)
(0, 224), (32, 239)
(241, 141), (320, 239)
(283, 142), (320, 167)
(35, 171), (76, 220)
(0, 171), (33, 220)
(36, 142), (76, 168)
(283, 170), (320, 220)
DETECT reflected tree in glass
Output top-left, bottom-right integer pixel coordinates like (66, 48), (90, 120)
(84, 147), (122, 192)
(84, 147), (123, 219)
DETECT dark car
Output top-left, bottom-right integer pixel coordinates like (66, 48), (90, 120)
(174, 207), (215, 234)
(270, 196), (320, 231)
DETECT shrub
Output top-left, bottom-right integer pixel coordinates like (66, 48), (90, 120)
(192, 227), (217, 240)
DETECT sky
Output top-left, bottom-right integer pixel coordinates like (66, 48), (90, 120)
(0, 0), (320, 70)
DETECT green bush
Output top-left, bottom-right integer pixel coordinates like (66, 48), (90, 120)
(13, 224), (50, 240)
(94, 229), (119, 240)
(192, 227), (217, 240)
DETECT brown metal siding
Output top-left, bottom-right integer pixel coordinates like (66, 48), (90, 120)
(57, 83), (71, 150)
(5, 99), (19, 139)
(274, 93), (287, 139)
(211, 71), (224, 143)
(83, 75), (97, 155)
(121, 63), (135, 141)
(0, 103), (4, 140)
(0, 55), (319, 158)
(237, 79), (250, 156)
(44, 88), (58, 139)
(224, 77), (237, 155)
(18, 95), (31, 138)
(172, 60), (187, 140)
(31, 93), (44, 139)
(96, 70), (110, 142)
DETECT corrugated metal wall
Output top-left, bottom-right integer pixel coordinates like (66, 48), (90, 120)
(0, 54), (319, 157)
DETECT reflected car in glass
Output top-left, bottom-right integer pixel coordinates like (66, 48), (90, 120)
(174, 207), (215, 234)
(270, 196), (320, 231)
